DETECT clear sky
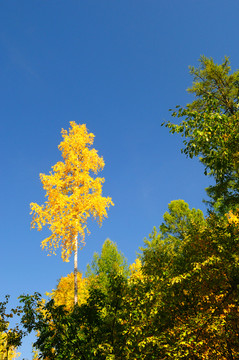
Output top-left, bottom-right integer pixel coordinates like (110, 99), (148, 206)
(1, 0), (239, 358)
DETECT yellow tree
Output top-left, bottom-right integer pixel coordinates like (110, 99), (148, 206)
(30, 122), (114, 304)
(47, 272), (89, 311)
(0, 331), (20, 360)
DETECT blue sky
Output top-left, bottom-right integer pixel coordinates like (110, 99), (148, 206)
(1, 1), (239, 358)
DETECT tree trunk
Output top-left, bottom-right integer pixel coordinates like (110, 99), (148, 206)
(74, 235), (78, 306)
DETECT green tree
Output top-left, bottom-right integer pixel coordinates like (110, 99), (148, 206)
(20, 291), (107, 360)
(20, 277), (127, 359)
(85, 239), (130, 358)
(164, 56), (239, 211)
(140, 205), (239, 359)
(0, 296), (23, 360)
(160, 199), (205, 241)
(141, 200), (205, 279)
(86, 239), (129, 293)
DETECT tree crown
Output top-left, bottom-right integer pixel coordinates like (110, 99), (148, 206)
(30, 122), (114, 261)
(164, 56), (239, 212)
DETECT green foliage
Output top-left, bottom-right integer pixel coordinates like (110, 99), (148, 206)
(20, 277), (128, 360)
(141, 200), (205, 278)
(160, 199), (205, 240)
(0, 296), (24, 360)
(20, 240), (130, 359)
(86, 239), (129, 293)
(20, 206), (239, 359)
(140, 211), (239, 359)
(187, 56), (239, 115)
(21, 198), (239, 359)
(164, 56), (239, 212)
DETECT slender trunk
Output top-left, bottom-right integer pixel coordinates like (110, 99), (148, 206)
(74, 235), (78, 306)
